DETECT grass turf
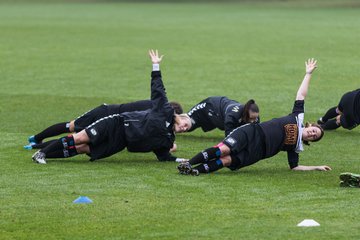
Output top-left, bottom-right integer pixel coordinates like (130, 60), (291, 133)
(1, 1), (360, 239)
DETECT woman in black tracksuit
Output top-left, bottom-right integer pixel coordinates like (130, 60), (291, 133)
(25, 100), (182, 150)
(178, 58), (331, 175)
(318, 89), (360, 130)
(31, 50), (189, 164)
(186, 96), (260, 136)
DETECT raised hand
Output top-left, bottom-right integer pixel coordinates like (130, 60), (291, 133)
(305, 58), (317, 74)
(149, 49), (164, 64)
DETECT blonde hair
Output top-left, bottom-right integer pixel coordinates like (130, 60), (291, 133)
(175, 114), (190, 123)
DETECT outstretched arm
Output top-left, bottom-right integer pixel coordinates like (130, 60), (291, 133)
(292, 165), (332, 171)
(287, 152), (331, 171)
(296, 58), (317, 101)
(148, 49), (169, 111)
(149, 49), (164, 66)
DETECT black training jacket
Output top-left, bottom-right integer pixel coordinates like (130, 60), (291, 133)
(259, 100), (305, 169)
(120, 71), (176, 161)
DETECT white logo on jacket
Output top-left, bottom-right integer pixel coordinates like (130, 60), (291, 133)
(225, 137), (236, 146)
(188, 103), (207, 116)
(90, 128), (97, 136)
(232, 106), (239, 112)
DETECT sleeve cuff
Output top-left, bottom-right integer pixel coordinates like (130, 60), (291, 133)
(152, 64), (160, 71)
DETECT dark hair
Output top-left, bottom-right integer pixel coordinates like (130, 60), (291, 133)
(170, 101), (183, 114)
(242, 99), (259, 123)
(303, 122), (324, 146)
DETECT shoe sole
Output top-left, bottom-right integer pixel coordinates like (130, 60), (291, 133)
(32, 158), (46, 164)
(339, 181), (353, 187)
(340, 181), (359, 188)
(177, 163), (192, 175)
(32, 151), (47, 164)
(339, 173), (360, 188)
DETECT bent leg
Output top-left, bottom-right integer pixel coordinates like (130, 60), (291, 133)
(336, 115), (341, 125)
(321, 106), (338, 122)
(45, 145), (88, 159)
(39, 130), (90, 159)
(220, 155), (232, 167)
(69, 120), (75, 132)
(193, 155), (231, 174)
(33, 121), (72, 143)
(31, 139), (57, 149)
(75, 144), (90, 154)
(188, 143), (230, 165)
(322, 118), (341, 130)
(73, 130), (90, 145)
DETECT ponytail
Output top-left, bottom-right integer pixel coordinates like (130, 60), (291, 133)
(242, 99), (259, 123)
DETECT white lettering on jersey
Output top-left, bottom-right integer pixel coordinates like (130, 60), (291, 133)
(232, 106), (239, 112)
(188, 103), (207, 116)
(202, 151), (209, 160)
(204, 164), (209, 172)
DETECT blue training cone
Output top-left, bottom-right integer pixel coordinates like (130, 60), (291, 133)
(73, 196), (93, 204)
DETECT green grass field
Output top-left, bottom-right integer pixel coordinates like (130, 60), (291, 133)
(1, 1), (360, 239)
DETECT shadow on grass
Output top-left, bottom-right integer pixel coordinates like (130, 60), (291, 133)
(211, 166), (290, 176)
(46, 156), (169, 165)
(324, 128), (360, 136)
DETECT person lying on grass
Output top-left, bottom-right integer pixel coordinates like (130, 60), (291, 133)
(318, 88), (360, 131)
(182, 96), (260, 137)
(24, 100), (182, 151)
(31, 49), (189, 164)
(178, 58), (332, 176)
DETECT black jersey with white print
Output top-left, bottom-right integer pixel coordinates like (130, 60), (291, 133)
(259, 100), (305, 169)
(187, 96), (259, 136)
(119, 71), (176, 161)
